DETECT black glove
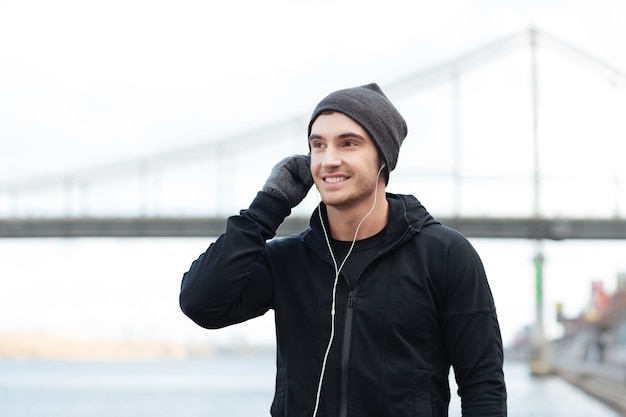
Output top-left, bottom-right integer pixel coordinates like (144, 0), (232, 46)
(262, 154), (314, 208)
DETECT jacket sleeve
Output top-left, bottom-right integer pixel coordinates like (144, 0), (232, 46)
(179, 191), (291, 329)
(440, 231), (508, 417)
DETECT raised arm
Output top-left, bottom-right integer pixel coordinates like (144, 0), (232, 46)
(179, 154), (313, 329)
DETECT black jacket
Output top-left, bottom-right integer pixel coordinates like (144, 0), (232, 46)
(180, 191), (507, 417)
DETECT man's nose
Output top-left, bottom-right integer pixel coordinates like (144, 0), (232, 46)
(321, 145), (341, 167)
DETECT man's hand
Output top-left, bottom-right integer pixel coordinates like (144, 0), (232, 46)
(262, 154), (313, 208)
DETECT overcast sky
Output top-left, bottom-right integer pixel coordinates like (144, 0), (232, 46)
(0, 0), (625, 347)
(2, 0), (626, 178)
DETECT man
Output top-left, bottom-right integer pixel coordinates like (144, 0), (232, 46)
(180, 83), (507, 416)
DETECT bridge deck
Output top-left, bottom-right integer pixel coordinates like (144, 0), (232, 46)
(1, 217), (625, 239)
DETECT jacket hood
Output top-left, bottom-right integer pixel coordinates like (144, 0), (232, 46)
(303, 193), (439, 256)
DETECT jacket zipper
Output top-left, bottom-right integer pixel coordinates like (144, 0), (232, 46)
(339, 290), (355, 417)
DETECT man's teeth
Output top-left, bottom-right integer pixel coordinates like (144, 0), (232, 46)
(325, 177), (347, 183)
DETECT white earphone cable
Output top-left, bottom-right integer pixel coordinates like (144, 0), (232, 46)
(311, 164), (385, 417)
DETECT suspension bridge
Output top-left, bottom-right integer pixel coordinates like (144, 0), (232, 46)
(1, 27), (625, 239)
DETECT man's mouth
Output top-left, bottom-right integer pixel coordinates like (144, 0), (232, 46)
(324, 176), (348, 184)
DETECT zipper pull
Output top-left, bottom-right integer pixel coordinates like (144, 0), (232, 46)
(348, 291), (355, 308)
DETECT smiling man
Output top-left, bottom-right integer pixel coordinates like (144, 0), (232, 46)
(180, 83), (507, 417)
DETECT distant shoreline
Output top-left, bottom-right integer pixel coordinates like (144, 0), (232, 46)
(0, 331), (275, 361)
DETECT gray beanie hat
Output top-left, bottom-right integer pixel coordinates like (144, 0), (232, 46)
(308, 83), (407, 172)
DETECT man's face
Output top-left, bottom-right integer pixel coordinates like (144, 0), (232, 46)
(309, 112), (383, 210)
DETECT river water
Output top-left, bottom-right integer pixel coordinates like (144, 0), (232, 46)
(0, 355), (621, 417)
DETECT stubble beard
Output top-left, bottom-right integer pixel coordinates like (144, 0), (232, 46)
(319, 170), (379, 211)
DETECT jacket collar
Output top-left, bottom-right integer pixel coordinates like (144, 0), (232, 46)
(302, 193), (439, 257)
